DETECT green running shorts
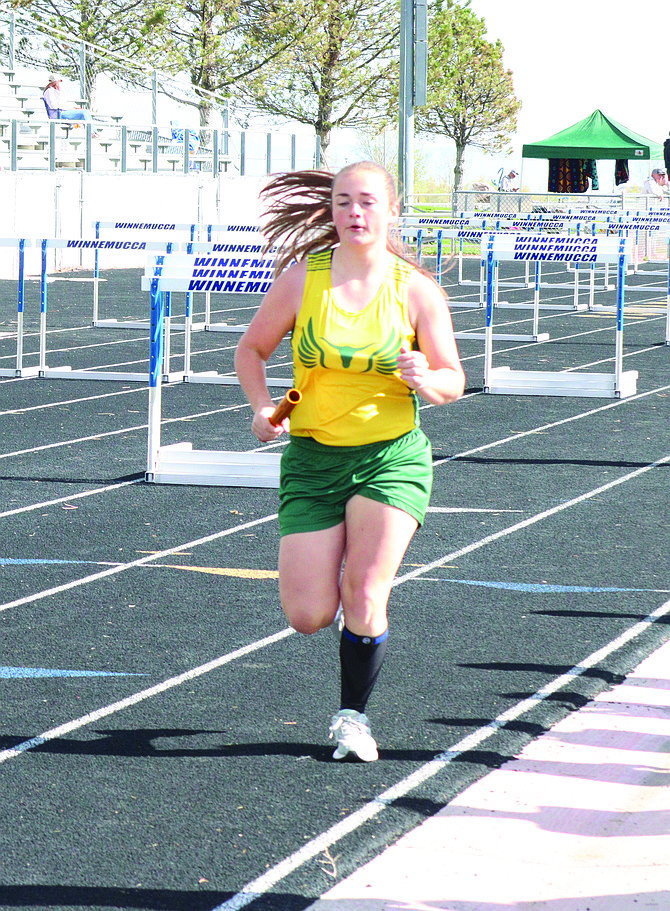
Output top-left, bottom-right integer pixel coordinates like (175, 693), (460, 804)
(278, 427), (433, 536)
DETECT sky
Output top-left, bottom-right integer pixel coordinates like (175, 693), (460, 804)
(459, 0), (668, 192)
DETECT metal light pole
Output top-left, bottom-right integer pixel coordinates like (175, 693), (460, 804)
(398, 0), (427, 206)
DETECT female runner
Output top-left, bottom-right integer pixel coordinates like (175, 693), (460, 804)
(235, 161), (465, 761)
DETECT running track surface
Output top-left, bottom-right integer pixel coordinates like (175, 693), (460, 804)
(0, 256), (668, 910)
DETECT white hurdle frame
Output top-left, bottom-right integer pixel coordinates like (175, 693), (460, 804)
(412, 226), (551, 343)
(606, 211), (670, 277)
(145, 273), (282, 488)
(402, 215), (534, 299)
(402, 214), (605, 313)
(590, 219), (670, 344)
(402, 218), (518, 318)
(36, 238), (187, 383)
(200, 224), (267, 331)
(0, 238), (40, 378)
(91, 221), (200, 330)
(141, 248), (291, 388)
(482, 233), (638, 398)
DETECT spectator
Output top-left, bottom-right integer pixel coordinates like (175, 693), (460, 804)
(642, 168), (668, 203)
(500, 170), (518, 192)
(42, 73), (95, 126)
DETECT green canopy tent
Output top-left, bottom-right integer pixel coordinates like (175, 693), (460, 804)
(522, 109), (663, 161)
(521, 109), (663, 192)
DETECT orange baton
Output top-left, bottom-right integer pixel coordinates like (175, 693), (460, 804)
(269, 388), (302, 426)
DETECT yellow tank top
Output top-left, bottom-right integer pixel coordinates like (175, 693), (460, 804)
(290, 250), (419, 446)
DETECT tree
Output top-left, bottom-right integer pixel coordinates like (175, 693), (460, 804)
(233, 0), (399, 166)
(10, 0), (402, 154)
(9, 0), (169, 107)
(352, 126), (398, 173)
(10, 0), (270, 130)
(156, 0), (299, 129)
(414, 0), (520, 190)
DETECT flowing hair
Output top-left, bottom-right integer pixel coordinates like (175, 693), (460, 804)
(260, 161), (427, 276)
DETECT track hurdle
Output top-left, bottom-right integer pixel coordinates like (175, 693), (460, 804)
(605, 212), (670, 273)
(404, 219), (579, 342)
(482, 233), (638, 398)
(401, 217), (491, 306)
(145, 272), (282, 487)
(141, 249), (292, 387)
(457, 234), (552, 344)
(456, 210), (617, 298)
(448, 211), (599, 296)
(494, 214), (610, 307)
(190, 227), (549, 349)
(91, 221), (200, 329)
(533, 209), (668, 292)
(200, 224), (268, 331)
(35, 238), (187, 383)
(605, 211), (670, 272)
(0, 238), (40, 378)
(403, 214), (596, 312)
(401, 215), (535, 297)
(592, 217), (670, 343)
(403, 224), (551, 343)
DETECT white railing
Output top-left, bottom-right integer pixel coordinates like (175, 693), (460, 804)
(0, 118), (317, 175)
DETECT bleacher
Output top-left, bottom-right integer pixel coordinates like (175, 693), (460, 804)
(0, 69), (232, 174)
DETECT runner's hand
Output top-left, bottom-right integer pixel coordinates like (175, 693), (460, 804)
(252, 406), (288, 442)
(397, 346), (430, 392)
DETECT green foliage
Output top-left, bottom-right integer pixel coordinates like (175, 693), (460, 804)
(415, 0), (520, 189)
(158, 0), (269, 94)
(12, 0), (171, 103)
(234, 0), (399, 163)
(13, 0), (168, 60)
(13, 0), (518, 178)
(152, 0), (264, 126)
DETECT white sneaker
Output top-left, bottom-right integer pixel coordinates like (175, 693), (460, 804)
(329, 603), (345, 640)
(329, 709), (379, 762)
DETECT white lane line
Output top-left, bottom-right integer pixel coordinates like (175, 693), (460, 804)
(396, 449), (670, 587)
(0, 327), (662, 468)
(565, 344), (667, 371)
(457, 315), (666, 363)
(1, 495), (666, 904)
(0, 401), (250, 461)
(0, 479), (142, 519)
(0, 328), (666, 894)
(426, 507), (522, 513)
(433, 382), (670, 467)
(0, 421), (146, 459)
(6, 370), (656, 468)
(0, 335), (149, 367)
(0, 628), (294, 764)
(0, 513), (277, 614)
(43, 340), (255, 374)
(4, 428), (667, 616)
(0, 386), (146, 417)
(214, 594), (670, 911)
(2, 447), (666, 759)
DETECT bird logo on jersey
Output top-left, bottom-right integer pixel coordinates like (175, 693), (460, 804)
(297, 318), (402, 375)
